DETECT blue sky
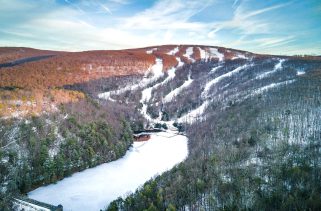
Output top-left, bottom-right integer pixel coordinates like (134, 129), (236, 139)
(0, 0), (320, 55)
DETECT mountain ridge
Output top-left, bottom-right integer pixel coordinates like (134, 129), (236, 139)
(1, 44), (321, 210)
(1, 44), (320, 120)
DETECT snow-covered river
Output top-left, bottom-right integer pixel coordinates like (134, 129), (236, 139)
(28, 131), (188, 211)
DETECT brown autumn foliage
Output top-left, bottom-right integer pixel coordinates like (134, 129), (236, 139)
(153, 52), (178, 70)
(0, 48), (158, 118)
(0, 47), (59, 64)
(0, 88), (84, 118)
(2, 45), (319, 119)
(193, 47), (201, 61)
(0, 49), (156, 89)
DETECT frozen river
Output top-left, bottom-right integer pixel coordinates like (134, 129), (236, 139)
(28, 131), (188, 211)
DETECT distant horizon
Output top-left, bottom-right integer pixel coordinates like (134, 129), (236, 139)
(1, 0), (320, 56)
(1, 44), (320, 57)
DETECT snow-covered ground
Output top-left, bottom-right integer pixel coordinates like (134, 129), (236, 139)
(232, 52), (249, 60)
(209, 48), (224, 62)
(198, 47), (208, 60)
(184, 47), (195, 62)
(98, 58), (164, 101)
(176, 56), (184, 67)
(163, 70), (193, 103)
(256, 58), (285, 80)
(251, 79), (296, 96)
(210, 65), (222, 74)
(202, 64), (250, 98)
(28, 131), (188, 211)
(197, 47), (224, 62)
(177, 100), (209, 124)
(146, 48), (157, 54)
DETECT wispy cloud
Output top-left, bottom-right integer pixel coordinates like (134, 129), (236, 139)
(0, 0), (319, 55)
(99, 3), (113, 14)
(256, 36), (296, 48)
(209, 2), (291, 36)
(121, 0), (213, 30)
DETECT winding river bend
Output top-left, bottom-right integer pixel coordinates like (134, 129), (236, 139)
(28, 131), (188, 211)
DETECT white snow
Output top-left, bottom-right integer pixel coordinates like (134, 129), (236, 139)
(177, 101), (209, 124)
(28, 131), (188, 211)
(256, 58), (286, 80)
(167, 47), (179, 55)
(232, 53), (248, 60)
(202, 64), (250, 98)
(159, 67), (176, 86)
(176, 56), (184, 67)
(184, 47), (195, 62)
(210, 65), (222, 74)
(163, 71), (193, 103)
(149, 58), (164, 78)
(98, 58), (164, 101)
(142, 64), (176, 103)
(251, 79), (296, 96)
(141, 87), (153, 103)
(245, 157), (263, 166)
(139, 58), (165, 120)
(297, 70), (305, 75)
(198, 47), (209, 61)
(146, 48), (157, 54)
(209, 48), (224, 62)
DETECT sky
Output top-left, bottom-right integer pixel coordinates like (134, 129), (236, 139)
(0, 0), (320, 55)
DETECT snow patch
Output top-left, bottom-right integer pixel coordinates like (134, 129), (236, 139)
(209, 48), (224, 62)
(210, 65), (222, 74)
(251, 79), (296, 96)
(256, 58), (286, 80)
(167, 47), (179, 55)
(198, 47), (209, 61)
(176, 56), (184, 67)
(184, 47), (195, 62)
(98, 58), (164, 101)
(232, 53), (248, 60)
(163, 71), (193, 103)
(146, 48), (157, 54)
(160, 67), (176, 85)
(297, 70), (305, 76)
(202, 64), (250, 98)
(177, 101), (209, 124)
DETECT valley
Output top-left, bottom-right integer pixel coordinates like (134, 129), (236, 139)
(1, 45), (321, 210)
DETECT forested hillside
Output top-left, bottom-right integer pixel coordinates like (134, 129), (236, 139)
(108, 67), (321, 210)
(104, 54), (321, 210)
(1, 45), (320, 210)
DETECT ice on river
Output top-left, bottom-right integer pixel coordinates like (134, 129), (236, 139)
(28, 131), (188, 211)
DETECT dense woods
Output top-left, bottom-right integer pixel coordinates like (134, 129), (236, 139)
(0, 97), (134, 210)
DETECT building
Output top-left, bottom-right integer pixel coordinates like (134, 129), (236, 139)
(12, 195), (63, 211)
